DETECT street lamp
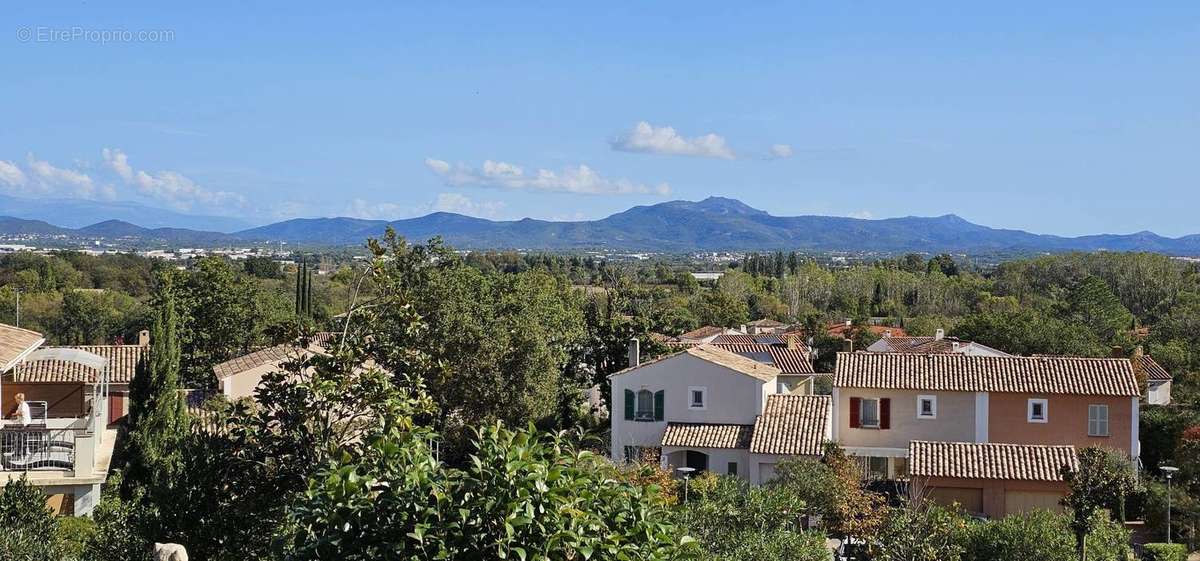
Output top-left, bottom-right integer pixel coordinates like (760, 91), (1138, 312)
(1161, 466), (1179, 544)
(676, 467), (696, 503)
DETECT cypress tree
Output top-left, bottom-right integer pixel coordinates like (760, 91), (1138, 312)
(122, 275), (187, 497)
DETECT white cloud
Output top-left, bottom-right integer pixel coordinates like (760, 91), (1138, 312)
(425, 158), (670, 196)
(848, 210), (874, 219)
(103, 148), (245, 210)
(0, 161), (26, 187)
(611, 121), (735, 160)
(768, 144), (794, 159)
(102, 147), (133, 181)
(432, 193), (506, 218)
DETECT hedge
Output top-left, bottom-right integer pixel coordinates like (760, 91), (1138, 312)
(1142, 543), (1187, 561)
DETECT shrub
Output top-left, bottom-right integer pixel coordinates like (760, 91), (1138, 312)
(872, 502), (971, 561)
(0, 476), (68, 561)
(964, 509), (1131, 561)
(677, 474), (829, 561)
(57, 516), (97, 560)
(1143, 543), (1187, 561)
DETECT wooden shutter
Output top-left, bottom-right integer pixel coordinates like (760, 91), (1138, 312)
(654, 390), (665, 421)
(624, 389), (635, 420)
(849, 397), (861, 428)
(880, 398), (891, 430)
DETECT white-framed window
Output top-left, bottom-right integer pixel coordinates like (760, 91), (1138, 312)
(688, 386), (708, 410)
(1027, 398), (1048, 423)
(636, 389), (655, 421)
(917, 395), (937, 419)
(1088, 404), (1110, 437)
(860, 398), (880, 427)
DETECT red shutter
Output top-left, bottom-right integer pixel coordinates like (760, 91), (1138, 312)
(880, 398), (891, 430)
(849, 397), (861, 428)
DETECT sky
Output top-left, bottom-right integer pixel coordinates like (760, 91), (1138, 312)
(1, 2), (1197, 235)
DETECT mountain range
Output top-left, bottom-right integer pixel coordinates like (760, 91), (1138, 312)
(3, 196), (1200, 255)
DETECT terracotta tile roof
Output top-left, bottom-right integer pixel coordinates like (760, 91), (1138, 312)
(684, 345), (780, 382)
(609, 345), (781, 382)
(311, 332), (337, 348)
(827, 323), (907, 339)
(212, 344), (295, 380)
(11, 344), (146, 384)
(1141, 355), (1172, 381)
(747, 319), (786, 328)
(679, 326), (727, 341)
(661, 422), (754, 449)
(909, 441), (1078, 481)
(870, 336), (1010, 356)
(750, 394), (831, 456)
(712, 334), (787, 346)
(834, 352), (1139, 396)
(0, 324), (45, 371)
(712, 345), (814, 374)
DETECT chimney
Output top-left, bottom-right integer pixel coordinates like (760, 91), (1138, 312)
(845, 319), (852, 327)
(627, 338), (640, 368)
(883, 329), (892, 338)
(951, 342), (960, 352)
(739, 324), (747, 334)
(935, 328), (945, 341)
(842, 338), (854, 353)
(138, 329), (150, 346)
(786, 335), (799, 350)
(1110, 345), (1124, 358)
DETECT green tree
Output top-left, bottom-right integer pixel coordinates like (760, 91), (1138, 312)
(174, 257), (265, 386)
(872, 502), (970, 561)
(0, 476), (67, 561)
(1060, 447), (1139, 560)
(1066, 276), (1135, 341)
(290, 422), (694, 561)
(122, 276), (188, 503)
(243, 256), (283, 279)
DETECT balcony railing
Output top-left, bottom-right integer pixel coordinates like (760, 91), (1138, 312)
(1, 425), (76, 471)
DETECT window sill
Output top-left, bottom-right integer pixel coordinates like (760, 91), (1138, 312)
(917, 415), (936, 420)
(1027, 419), (1048, 424)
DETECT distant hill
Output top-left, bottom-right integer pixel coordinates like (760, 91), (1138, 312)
(4, 197), (1200, 255)
(0, 194), (253, 232)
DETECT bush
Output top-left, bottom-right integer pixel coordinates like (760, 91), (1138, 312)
(964, 509), (1131, 561)
(1143, 543), (1187, 561)
(678, 474), (829, 561)
(0, 476), (68, 561)
(872, 502), (971, 561)
(57, 516), (97, 560)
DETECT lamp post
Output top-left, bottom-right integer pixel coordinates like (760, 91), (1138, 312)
(1161, 465), (1179, 544)
(676, 467), (696, 503)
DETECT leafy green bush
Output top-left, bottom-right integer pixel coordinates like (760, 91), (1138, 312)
(678, 474), (829, 561)
(0, 476), (68, 561)
(964, 509), (1131, 561)
(872, 503), (971, 561)
(1142, 543), (1187, 561)
(57, 516), (97, 560)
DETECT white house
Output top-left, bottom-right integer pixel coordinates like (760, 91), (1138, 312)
(610, 342), (830, 484)
(865, 329), (1012, 357)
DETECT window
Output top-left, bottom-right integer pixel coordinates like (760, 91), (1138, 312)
(727, 462), (738, 476)
(860, 398), (880, 427)
(636, 389), (655, 421)
(1027, 398), (1048, 423)
(1088, 404), (1110, 437)
(893, 457), (909, 478)
(917, 395), (937, 419)
(688, 386), (707, 410)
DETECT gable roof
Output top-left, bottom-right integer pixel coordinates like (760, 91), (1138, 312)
(661, 422), (754, 449)
(609, 345), (781, 382)
(1140, 355), (1172, 381)
(909, 440), (1077, 481)
(212, 344), (296, 380)
(712, 333), (787, 346)
(868, 336), (1011, 356)
(0, 324), (46, 372)
(747, 318), (786, 328)
(679, 326), (727, 340)
(712, 345), (814, 374)
(750, 394), (831, 456)
(834, 352), (1139, 396)
(10, 344), (145, 384)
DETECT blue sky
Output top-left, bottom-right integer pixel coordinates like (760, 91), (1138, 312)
(2, 2), (1197, 235)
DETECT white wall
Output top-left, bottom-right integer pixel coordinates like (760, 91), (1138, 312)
(610, 353), (773, 461)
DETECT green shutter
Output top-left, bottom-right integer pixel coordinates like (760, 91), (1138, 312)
(624, 389), (635, 420)
(654, 390), (665, 421)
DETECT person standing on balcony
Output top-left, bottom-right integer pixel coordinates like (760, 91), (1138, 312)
(13, 393), (31, 427)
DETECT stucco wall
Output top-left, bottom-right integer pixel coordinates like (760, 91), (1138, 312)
(610, 354), (772, 461)
(663, 447), (750, 479)
(836, 388), (976, 450)
(219, 363), (278, 400)
(987, 393), (1134, 453)
(913, 477), (1068, 519)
